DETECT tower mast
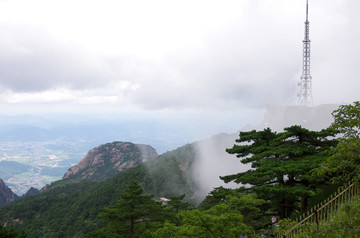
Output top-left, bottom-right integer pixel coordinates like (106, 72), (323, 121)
(298, 0), (313, 106)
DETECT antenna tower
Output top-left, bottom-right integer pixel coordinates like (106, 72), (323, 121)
(298, 0), (313, 106)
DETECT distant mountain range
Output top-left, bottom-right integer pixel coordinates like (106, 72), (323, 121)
(0, 115), (199, 153)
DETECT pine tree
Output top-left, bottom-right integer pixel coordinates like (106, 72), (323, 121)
(0, 225), (27, 238)
(89, 182), (166, 238)
(221, 126), (337, 218)
(167, 194), (190, 213)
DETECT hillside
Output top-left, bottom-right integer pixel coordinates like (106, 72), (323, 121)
(0, 143), (199, 237)
(23, 187), (40, 197)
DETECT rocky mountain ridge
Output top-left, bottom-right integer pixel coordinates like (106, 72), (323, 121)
(0, 178), (17, 206)
(62, 141), (158, 181)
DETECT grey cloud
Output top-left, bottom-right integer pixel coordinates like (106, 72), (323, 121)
(0, 0), (358, 112)
(0, 26), (118, 93)
(130, 0), (359, 110)
(130, 26), (300, 110)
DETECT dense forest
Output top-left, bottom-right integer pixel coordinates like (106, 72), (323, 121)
(0, 101), (359, 237)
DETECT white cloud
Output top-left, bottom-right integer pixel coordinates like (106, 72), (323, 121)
(2, 88), (74, 103)
(0, 0), (358, 115)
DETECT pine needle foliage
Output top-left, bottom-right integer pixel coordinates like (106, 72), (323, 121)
(222, 126), (337, 218)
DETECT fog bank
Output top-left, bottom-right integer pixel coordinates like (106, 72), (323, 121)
(191, 104), (340, 197)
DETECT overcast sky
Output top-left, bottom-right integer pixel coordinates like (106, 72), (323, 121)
(0, 0), (359, 135)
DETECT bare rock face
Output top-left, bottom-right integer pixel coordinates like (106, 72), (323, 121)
(62, 142), (158, 181)
(0, 178), (17, 206)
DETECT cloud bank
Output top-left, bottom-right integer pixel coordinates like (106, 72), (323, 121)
(0, 0), (358, 116)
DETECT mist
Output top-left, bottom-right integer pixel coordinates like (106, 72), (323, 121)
(192, 133), (251, 197)
(190, 103), (340, 197)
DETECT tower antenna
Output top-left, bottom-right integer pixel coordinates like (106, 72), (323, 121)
(298, 0), (313, 106)
(306, 0), (309, 21)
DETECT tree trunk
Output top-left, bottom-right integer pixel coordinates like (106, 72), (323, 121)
(300, 196), (308, 212)
(280, 199), (286, 219)
(129, 218), (134, 234)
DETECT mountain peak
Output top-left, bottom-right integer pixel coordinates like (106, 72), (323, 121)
(0, 178), (18, 206)
(24, 187), (40, 197)
(63, 142), (158, 181)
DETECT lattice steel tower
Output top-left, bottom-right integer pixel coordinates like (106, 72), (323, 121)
(298, 0), (313, 106)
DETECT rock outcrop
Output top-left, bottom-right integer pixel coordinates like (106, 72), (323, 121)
(63, 142), (158, 181)
(0, 178), (17, 206)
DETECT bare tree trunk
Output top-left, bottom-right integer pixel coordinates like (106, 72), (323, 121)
(129, 218), (134, 234)
(300, 196), (308, 212)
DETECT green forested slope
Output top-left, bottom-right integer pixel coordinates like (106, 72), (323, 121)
(0, 144), (198, 238)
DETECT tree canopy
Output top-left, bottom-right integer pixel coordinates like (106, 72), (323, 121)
(89, 181), (167, 238)
(316, 101), (360, 183)
(222, 126), (337, 218)
(0, 225), (27, 238)
(152, 193), (263, 238)
(330, 101), (360, 138)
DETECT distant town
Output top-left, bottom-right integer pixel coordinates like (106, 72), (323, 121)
(0, 140), (87, 195)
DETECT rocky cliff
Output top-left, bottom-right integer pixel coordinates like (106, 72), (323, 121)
(63, 142), (158, 181)
(0, 178), (17, 206)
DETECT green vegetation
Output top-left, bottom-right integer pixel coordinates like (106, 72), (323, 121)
(89, 182), (173, 237)
(0, 225), (27, 238)
(152, 195), (256, 238)
(278, 197), (360, 238)
(330, 101), (360, 138)
(0, 102), (359, 237)
(0, 144), (198, 237)
(221, 126), (337, 218)
(316, 101), (360, 184)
